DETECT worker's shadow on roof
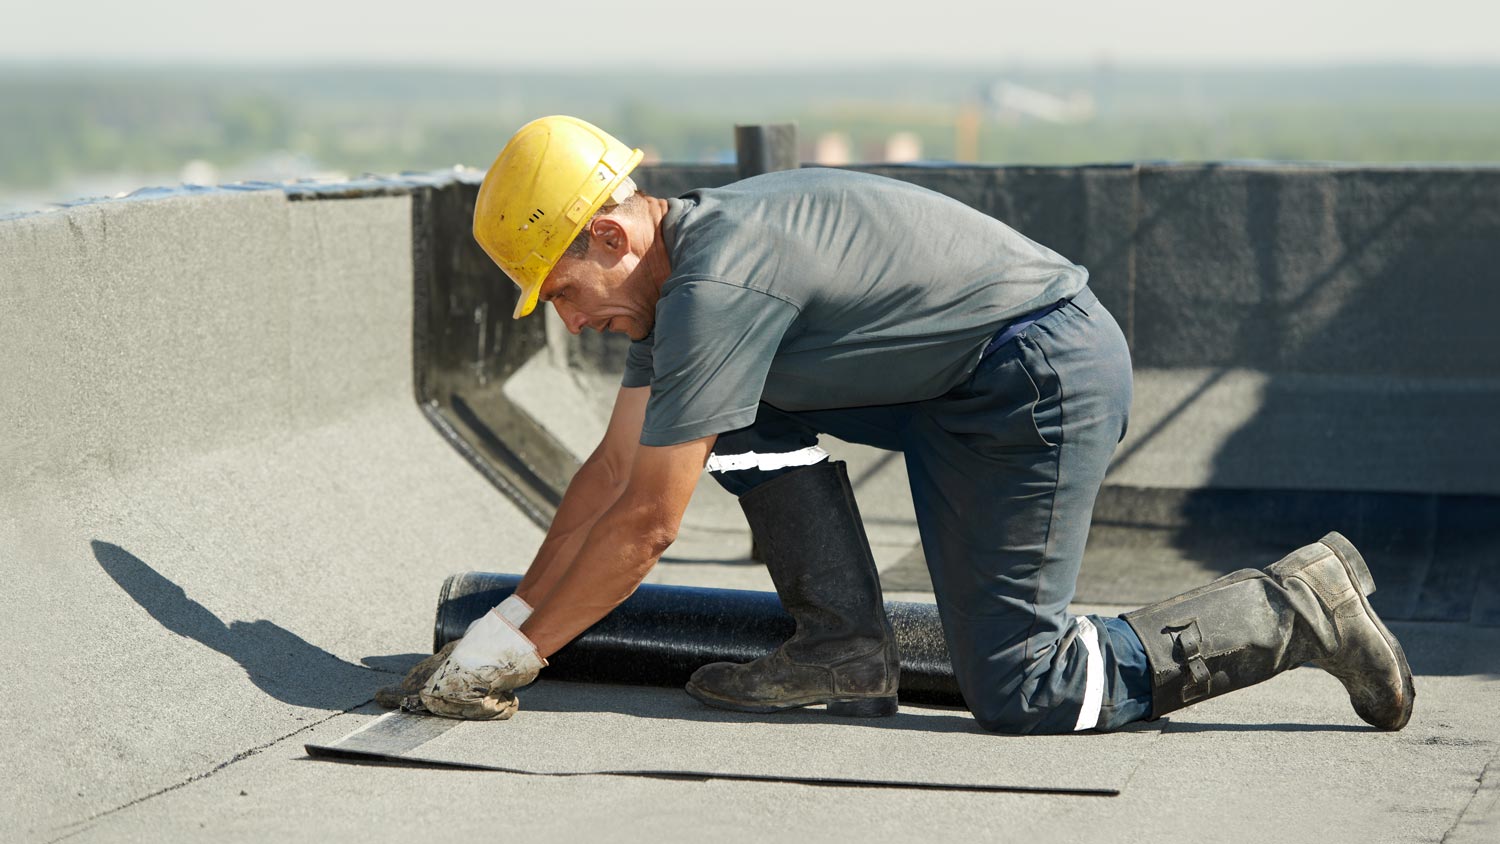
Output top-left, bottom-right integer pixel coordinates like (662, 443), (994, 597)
(91, 540), (419, 711)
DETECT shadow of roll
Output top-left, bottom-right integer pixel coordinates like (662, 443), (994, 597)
(434, 573), (964, 706)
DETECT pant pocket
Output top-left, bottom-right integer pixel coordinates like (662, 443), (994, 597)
(928, 353), (1058, 458)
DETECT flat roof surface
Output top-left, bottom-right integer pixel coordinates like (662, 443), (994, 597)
(43, 613), (1500, 844)
(6, 184), (1496, 844)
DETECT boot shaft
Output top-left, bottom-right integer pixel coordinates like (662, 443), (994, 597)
(686, 460), (901, 714)
(738, 461), (897, 655)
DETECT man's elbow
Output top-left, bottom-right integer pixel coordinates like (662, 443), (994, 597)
(585, 446), (633, 494)
(637, 516), (678, 559)
(613, 496), (679, 561)
(594, 515), (672, 588)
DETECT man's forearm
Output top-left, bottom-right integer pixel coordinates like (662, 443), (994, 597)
(521, 496), (674, 657)
(514, 451), (629, 606)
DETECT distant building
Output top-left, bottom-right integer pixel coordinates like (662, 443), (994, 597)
(813, 132), (852, 166)
(987, 81), (1095, 125)
(884, 133), (922, 163)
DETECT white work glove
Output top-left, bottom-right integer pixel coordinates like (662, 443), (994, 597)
(420, 599), (547, 720)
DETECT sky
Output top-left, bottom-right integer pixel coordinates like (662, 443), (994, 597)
(6, 0), (1499, 69)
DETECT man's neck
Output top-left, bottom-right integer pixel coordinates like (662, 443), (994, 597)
(630, 196), (673, 300)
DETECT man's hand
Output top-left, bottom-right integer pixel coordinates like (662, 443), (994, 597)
(419, 607), (547, 720)
(377, 594), (536, 717)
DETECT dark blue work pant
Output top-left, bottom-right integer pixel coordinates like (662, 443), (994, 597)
(708, 286), (1153, 734)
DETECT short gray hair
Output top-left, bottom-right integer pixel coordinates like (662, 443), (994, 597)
(562, 177), (641, 260)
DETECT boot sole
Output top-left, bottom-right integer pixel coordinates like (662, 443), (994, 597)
(1319, 531), (1416, 731)
(684, 681), (899, 718)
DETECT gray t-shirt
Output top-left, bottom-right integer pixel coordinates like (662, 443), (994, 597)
(624, 167), (1088, 447)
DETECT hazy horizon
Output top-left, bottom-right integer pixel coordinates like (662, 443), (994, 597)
(9, 0), (1499, 69)
(7, 58), (1500, 73)
(6, 55), (1497, 215)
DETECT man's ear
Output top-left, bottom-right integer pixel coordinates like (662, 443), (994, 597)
(590, 216), (630, 256)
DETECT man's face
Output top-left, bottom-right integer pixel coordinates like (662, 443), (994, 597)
(538, 219), (656, 341)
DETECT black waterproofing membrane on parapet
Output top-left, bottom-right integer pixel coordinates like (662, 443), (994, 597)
(410, 178), (570, 529)
(434, 572), (964, 706)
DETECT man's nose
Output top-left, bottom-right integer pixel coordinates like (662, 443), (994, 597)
(555, 302), (588, 335)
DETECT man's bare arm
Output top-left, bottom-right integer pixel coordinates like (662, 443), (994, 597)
(513, 386), (648, 606)
(521, 432), (716, 657)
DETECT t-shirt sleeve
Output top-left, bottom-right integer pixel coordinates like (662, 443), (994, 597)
(639, 279), (800, 446)
(621, 335), (654, 388)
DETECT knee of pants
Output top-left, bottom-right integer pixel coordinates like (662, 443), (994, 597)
(964, 675), (1048, 736)
(944, 637), (1045, 735)
(966, 676), (1088, 736)
(947, 623), (1090, 736)
(972, 699), (1095, 736)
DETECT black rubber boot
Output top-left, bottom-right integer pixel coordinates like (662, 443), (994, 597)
(686, 461), (900, 717)
(1123, 532), (1414, 730)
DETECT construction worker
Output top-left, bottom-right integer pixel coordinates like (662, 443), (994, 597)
(415, 115), (1414, 734)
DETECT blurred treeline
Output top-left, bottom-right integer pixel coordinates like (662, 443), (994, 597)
(3, 64), (1499, 195)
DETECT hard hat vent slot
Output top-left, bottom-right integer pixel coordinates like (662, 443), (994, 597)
(528, 209), (546, 223)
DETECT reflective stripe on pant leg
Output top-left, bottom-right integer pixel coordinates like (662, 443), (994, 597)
(1072, 616), (1105, 731)
(707, 404), (826, 497)
(706, 446), (829, 474)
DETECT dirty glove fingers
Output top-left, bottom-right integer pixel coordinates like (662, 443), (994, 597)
(374, 685), (410, 710)
(420, 609), (547, 714)
(375, 640), (461, 709)
(419, 689), (520, 721)
(401, 640), (460, 691)
(424, 650), (546, 700)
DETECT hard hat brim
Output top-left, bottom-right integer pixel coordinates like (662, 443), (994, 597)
(513, 280), (543, 319)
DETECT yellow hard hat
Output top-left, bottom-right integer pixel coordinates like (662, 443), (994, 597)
(473, 115), (645, 318)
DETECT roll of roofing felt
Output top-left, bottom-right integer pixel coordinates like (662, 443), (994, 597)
(434, 572), (964, 706)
